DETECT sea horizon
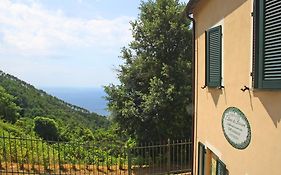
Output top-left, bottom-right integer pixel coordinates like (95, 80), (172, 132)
(41, 86), (109, 116)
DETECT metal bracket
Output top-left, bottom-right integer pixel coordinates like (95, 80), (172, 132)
(241, 86), (250, 92)
(201, 85), (207, 89)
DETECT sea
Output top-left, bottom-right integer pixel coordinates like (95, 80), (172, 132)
(42, 87), (109, 116)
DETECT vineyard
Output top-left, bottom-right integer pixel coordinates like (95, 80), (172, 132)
(0, 133), (192, 175)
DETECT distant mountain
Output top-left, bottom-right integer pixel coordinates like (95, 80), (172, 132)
(43, 87), (109, 116)
(0, 70), (110, 132)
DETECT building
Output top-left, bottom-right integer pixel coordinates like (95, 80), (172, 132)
(186, 0), (281, 174)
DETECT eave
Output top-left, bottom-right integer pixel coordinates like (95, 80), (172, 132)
(185, 0), (202, 15)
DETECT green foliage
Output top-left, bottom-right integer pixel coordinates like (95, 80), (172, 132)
(0, 70), (112, 142)
(15, 117), (35, 135)
(0, 70), (110, 132)
(34, 116), (60, 141)
(0, 120), (22, 136)
(0, 86), (21, 123)
(105, 0), (192, 142)
(0, 133), (128, 173)
(0, 123), (128, 171)
(0, 134), (60, 168)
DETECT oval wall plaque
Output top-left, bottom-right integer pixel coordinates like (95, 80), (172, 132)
(222, 107), (251, 149)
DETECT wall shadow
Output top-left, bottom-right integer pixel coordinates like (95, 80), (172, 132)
(253, 91), (281, 128)
(222, 88), (228, 105)
(208, 88), (223, 106)
(195, 0), (247, 106)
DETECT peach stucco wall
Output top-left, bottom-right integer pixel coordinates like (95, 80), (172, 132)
(192, 0), (281, 174)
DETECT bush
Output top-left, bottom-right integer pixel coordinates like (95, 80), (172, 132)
(34, 116), (60, 141)
(0, 86), (21, 123)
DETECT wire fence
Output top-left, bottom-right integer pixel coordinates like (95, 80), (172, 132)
(0, 133), (192, 175)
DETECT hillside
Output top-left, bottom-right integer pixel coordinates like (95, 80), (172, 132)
(0, 70), (110, 139)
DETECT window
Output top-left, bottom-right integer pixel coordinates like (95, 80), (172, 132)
(198, 143), (228, 175)
(216, 159), (227, 175)
(198, 142), (206, 175)
(206, 26), (222, 88)
(254, 0), (281, 89)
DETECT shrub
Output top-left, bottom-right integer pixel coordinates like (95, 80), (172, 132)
(0, 86), (21, 123)
(34, 116), (59, 141)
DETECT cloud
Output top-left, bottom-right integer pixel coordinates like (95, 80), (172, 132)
(0, 0), (133, 57)
(0, 0), (133, 87)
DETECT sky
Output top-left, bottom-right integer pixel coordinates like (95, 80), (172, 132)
(0, 0), (186, 89)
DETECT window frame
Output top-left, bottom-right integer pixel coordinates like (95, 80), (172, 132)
(198, 142), (206, 175)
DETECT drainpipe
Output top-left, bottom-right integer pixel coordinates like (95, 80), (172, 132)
(186, 12), (196, 175)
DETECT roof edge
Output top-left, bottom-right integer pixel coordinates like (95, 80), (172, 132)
(185, 0), (201, 15)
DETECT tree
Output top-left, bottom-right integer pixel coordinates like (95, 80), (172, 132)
(0, 70), (110, 134)
(0, 86), (21, 123)
(105, 0), (192, 142)
(34, 116), (60, 141)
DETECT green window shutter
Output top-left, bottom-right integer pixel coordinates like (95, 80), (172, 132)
(216, 159), (227, 175)
(198, 142), (206, 175)
(254, 0), (281, 89)
(206, 26), (222, 87)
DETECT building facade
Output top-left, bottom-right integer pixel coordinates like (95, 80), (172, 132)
(186, 0), (281, 174)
